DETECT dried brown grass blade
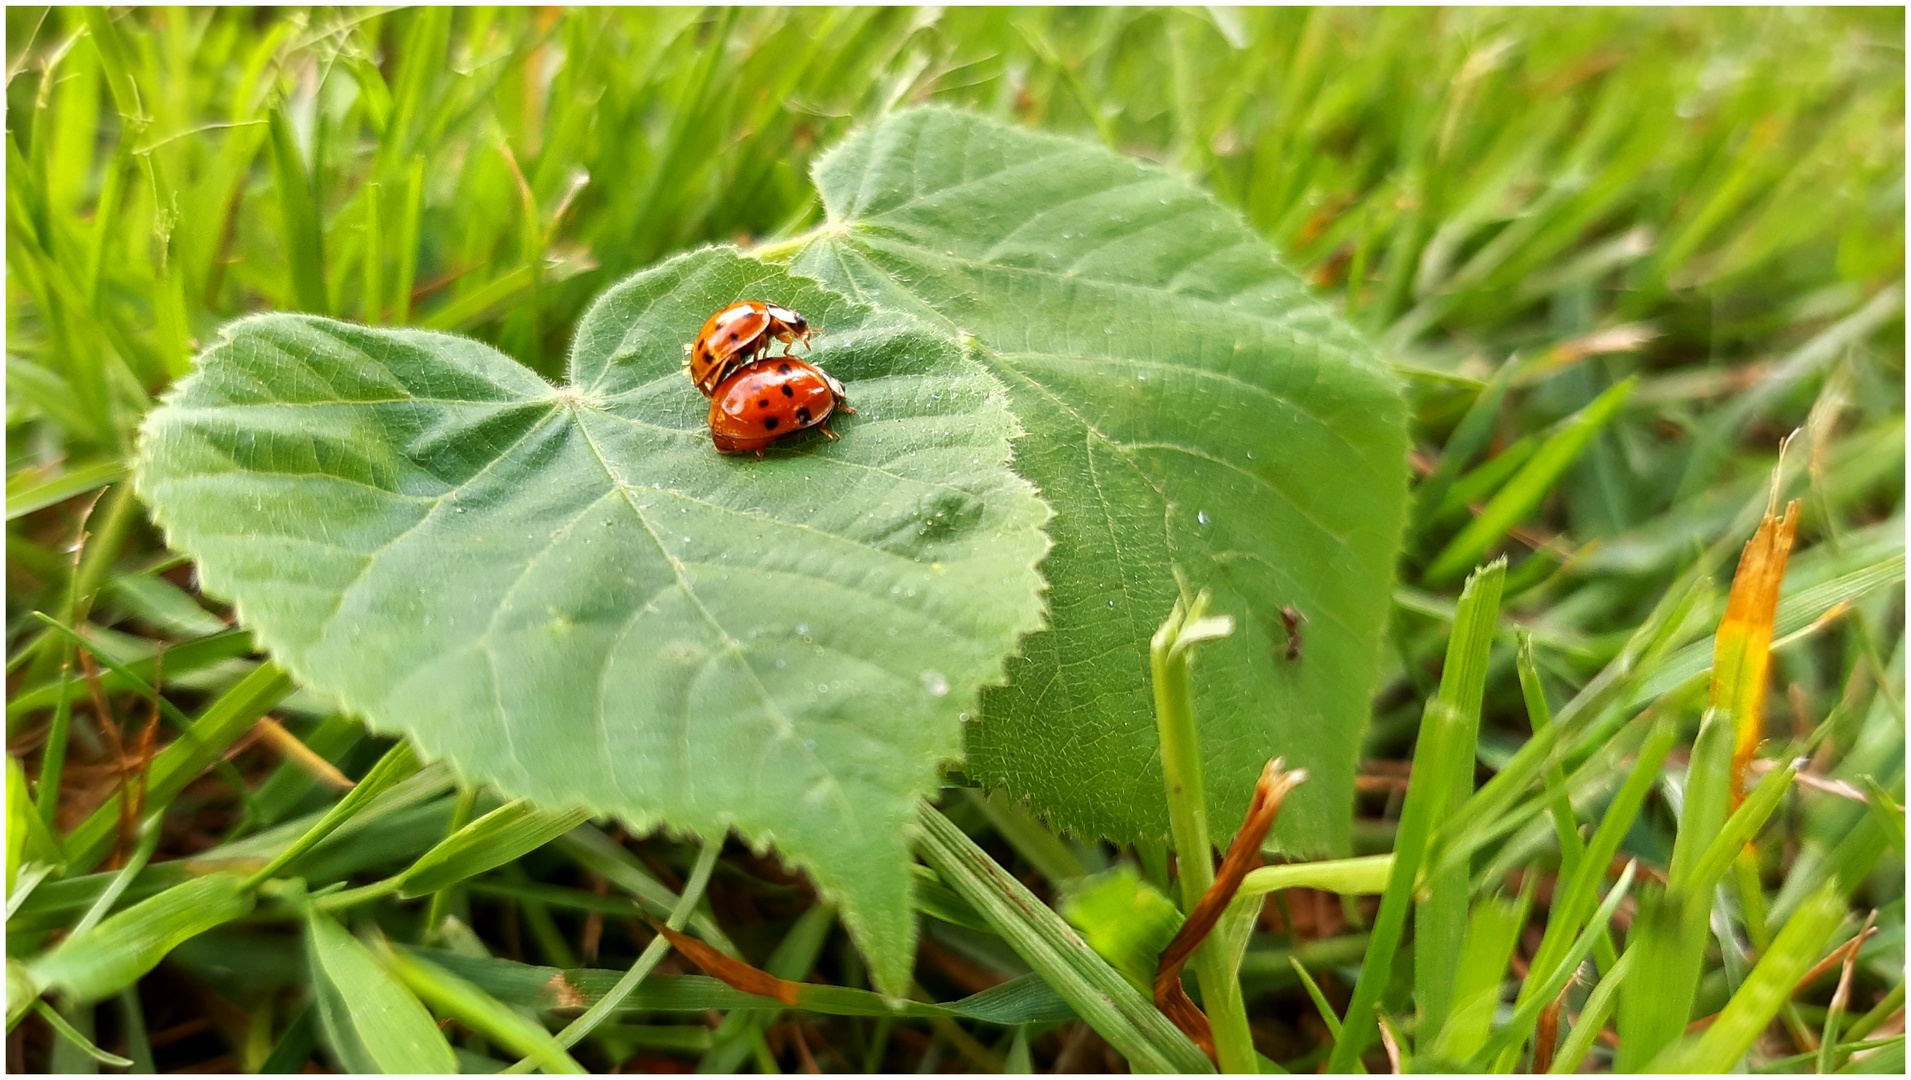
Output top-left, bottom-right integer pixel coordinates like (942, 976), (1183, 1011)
(1153, 758), (1308, 1064)
(645, 916), (802, 1006)
(252, 717), (354, 790)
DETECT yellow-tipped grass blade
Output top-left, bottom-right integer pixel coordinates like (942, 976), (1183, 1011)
(1710, 495), (1801, 806)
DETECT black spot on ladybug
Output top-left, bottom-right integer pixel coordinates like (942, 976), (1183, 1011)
(778, 363), (792, 375)
(763, 417), (780, 430)
(795, 406), (812, 425)
(729, 331), (740, 341)
(781, 385), (794, 397)
(759, 398), (770, 408)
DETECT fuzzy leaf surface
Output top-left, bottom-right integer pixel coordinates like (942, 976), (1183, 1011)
(133, 248), (1051, 993)
(793, 108), (1409, 851)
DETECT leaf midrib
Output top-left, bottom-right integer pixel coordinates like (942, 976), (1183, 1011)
(815, 241), (1375, 572)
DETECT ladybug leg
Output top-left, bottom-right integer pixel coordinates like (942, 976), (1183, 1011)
(837, 403), (857, 414)
(754, 448), (767, 461)
(820, 424), (840, 441)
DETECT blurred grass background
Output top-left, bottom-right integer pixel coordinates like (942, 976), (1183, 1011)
(6, 6), (1904, 1072)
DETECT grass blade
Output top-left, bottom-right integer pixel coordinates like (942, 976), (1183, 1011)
(1427, 378), (1636, 582)
(304, 906), (457, 1074)
(1331, 562), (1507, 1071)
(1646, 879), (1849, 1072)
(1547, 947), (1633, 1074)
(384, 945), (586, 1074)
(395, 800), (591, 897)
(266, 101), (327, 314)
(1431, 884), (1531, 1062)
(32, 999), (132, 1068)
(1466, 860), (1638, 1070)
(1417, 559), (1505, 1040)
(243, 740), (421, 887)
(916, 804), (1214, 1073)
(5, 460), (126, 522)
(28, 872), (253, 1004)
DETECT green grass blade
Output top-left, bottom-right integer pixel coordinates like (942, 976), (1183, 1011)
(5, 460), (126, 522)
(1547, 946), (1633, 1074)
(5, 629), (255, 723)
(28, 872), (253, 1004)
(395, 800), (591, 897)
(915, 804), (1213, 1073)
(32, 999), (132, 1068)
(361, 180), (382, 324)
(384, 946), (586, 1074)
(304, 907), (457, 1074)
(266, 101), (327, 314)
(1411, 354), (1521, 540)
(393, 154), (425, 324)
(1844, 979), (1906, 1044)
(1646, 879), (1849, 1072)
(1519, 712), (1676, 1011)
(1149, 590), (1256, 1073)
(1427, 377), (1636, 582)
(243, 740), (421, 887)
(1430, 885), (1529, 1061)
(256, 1003), (318, 1074)
(1416, 559), (1505, 1041)
(1465, 860), (1637, 1070)
(1839, 1038), (1906, 1074)
(1290, 958), (1344, 1039)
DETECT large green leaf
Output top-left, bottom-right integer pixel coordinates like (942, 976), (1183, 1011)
(133, 248), (1050, 994)
(790, 108), (1409, 852)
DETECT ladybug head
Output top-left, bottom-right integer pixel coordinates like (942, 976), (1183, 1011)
(765, 304), (807, 332)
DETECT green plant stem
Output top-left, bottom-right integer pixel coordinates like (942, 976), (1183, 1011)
(1150, 592), (1255, 1074)
(501, 834), (723, 1072)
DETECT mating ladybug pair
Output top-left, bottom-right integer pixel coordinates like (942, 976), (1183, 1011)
(687, 301), (851, 456)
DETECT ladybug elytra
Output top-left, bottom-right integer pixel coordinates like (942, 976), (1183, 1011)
(687, 301), (814, 397)
(707, 357), (852, 457)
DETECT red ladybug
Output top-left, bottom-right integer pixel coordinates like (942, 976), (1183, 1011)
(707, 357), (851, 457)
(687, 301), (814, 397)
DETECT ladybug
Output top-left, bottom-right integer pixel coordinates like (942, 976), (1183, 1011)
(687, 301), (814, 397)
(707, 357), (852, 457)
